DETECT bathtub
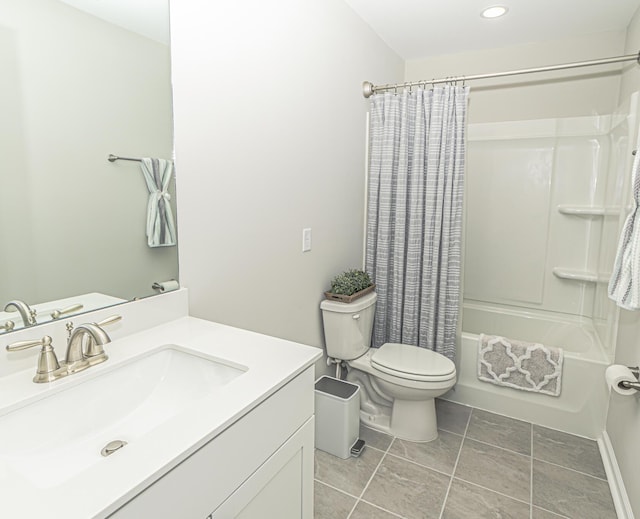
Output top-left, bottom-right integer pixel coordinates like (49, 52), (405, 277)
(443, 301), (610, 439)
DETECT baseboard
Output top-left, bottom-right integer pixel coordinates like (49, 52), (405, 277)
(598, 431), (635, 519)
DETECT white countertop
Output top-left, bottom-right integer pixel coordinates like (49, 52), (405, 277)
(0, 316), (321, 518)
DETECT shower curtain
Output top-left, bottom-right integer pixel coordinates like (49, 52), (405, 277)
(365, 85), (469, 360)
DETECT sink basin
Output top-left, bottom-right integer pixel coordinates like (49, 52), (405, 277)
(0, 346), (246, 489)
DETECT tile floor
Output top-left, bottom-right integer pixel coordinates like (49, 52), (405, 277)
(314, 399), (617, 519)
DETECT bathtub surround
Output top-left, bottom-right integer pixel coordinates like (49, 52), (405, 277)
(478, 334), (564, 397)
(440, 105), (637, 443)
(463, 111), (634, 327)
(365, 86), (469, 360)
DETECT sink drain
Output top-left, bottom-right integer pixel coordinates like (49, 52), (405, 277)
(101, 439), (128, 457)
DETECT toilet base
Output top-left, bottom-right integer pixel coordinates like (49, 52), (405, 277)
(391, 398), (438, 442)
(359, 398), (438, 442)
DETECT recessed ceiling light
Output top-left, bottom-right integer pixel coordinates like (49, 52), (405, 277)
(481, 5), (508, 19)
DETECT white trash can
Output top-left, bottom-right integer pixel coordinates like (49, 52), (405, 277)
(314, 376), (360, 459)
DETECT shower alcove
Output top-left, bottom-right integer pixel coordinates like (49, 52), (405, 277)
(447, 93), (639, 438)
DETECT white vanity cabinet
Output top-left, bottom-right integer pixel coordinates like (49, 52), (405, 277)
(109, 366), (316, 519)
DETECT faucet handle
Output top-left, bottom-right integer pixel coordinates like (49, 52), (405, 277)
(50, 303), (84, 320)
(97, 315), (123, 327)
(6, 336), (67, 383)
(0, 320), (15, 332)
(6, 335), (51, 351)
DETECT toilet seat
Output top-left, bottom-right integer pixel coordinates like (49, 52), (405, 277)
(370, 343), (456, 382)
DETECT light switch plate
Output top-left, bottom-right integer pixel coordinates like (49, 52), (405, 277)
(302, 228), (312, 252)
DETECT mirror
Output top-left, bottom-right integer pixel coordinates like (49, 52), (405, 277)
(1, 0), (177, 333)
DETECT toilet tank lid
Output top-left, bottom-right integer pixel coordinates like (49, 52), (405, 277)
(371, 343), (455, 377)
(320, 292), (377, 313)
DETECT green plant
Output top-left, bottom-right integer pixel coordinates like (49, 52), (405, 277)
(329, 269), (373, 296)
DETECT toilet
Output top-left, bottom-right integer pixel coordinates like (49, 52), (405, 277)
(320, 292), (456, 442)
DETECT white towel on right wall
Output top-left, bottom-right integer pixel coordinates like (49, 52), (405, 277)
(608, 132), (640, 310)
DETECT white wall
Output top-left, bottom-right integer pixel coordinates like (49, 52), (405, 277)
(606, 8), (640, 518)
(171, 1), (403, 366)
(1, 0), (176, 304)
(405, 30), (625, 124)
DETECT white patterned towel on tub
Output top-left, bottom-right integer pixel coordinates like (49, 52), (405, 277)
(477, 334), (564, 397)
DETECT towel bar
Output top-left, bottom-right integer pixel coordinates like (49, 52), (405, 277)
(108, 154), (142, 163)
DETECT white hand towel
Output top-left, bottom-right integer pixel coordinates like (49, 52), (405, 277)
(140, 158), (177, 248)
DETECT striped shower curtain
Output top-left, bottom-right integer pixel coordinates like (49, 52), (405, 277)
(365, 85), (469, 360)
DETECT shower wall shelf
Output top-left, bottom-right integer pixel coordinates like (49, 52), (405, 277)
(552, 268), (610, 283)
(557, 205), (620, 216)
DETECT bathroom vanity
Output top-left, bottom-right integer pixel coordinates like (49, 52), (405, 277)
(0, 291), (321, 518)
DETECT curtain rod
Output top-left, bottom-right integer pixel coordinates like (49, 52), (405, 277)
(363, 51), (640, 98)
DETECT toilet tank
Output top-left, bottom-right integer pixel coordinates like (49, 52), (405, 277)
(320, 292), (377, 360)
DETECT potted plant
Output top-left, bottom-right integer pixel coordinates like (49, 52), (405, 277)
(324, 269), (375, 303)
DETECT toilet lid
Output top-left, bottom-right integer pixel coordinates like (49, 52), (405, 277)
(371, 343), (456, 379)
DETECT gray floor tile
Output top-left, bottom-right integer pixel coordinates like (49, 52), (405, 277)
(389, 429), (463, 475)
(455, 438), (531, 502)
(313, 481), (356, 519)
(350, 500), (401, 518)
(532, 459), (617, 519)
(436, 399), (472, 435)
(312, 402), (616, 519)
(362, 454), (450, 519)
(467, 409), (532, 455)
(532, 507), (569, 518)
(532, 425), (606, 479)
(360, 425), (393, 451)
(314, 447), (383, 497)
(442, 478), (530, 519)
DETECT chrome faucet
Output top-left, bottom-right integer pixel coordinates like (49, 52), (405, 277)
(4, 300), (37, 327)
(64, 315), (122, 373)
(5, 315), (122, 383)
